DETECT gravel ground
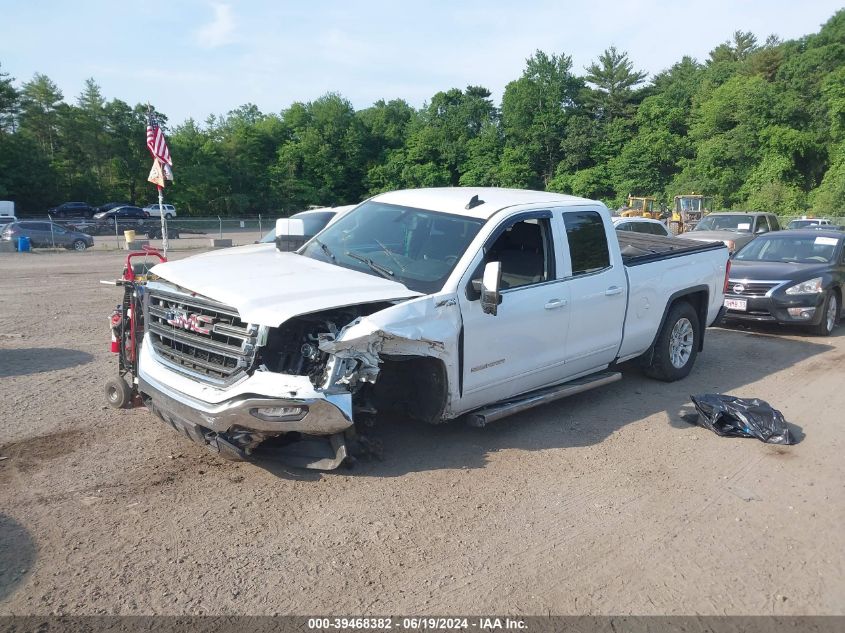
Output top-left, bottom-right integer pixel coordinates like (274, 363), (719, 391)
(0, 249), (843, 616)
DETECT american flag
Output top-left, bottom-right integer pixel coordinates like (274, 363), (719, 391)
(146, 111), (172, 166)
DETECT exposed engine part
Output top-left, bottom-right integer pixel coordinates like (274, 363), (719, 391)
(259, 304), (393, 388)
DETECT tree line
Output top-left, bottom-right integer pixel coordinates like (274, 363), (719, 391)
(1, 10), (844, 217)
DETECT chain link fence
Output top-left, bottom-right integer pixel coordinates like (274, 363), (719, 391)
(31, 215), (280, 250)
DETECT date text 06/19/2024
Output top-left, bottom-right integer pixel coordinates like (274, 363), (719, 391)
(306, 617), (527, 630)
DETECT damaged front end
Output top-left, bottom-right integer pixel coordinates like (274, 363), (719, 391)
(137, 281), (458, 469)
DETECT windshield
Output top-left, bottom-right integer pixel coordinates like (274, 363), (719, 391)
(300, 201), (485, 293)
(694, 215), (754, 232)
(734, 235), (840, 263)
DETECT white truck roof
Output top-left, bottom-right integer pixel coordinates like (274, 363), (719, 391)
(372, 187), (600, 219)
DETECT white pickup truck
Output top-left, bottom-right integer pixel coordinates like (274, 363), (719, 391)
(137, 188), (729, 468)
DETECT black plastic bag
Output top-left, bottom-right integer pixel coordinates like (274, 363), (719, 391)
(689, 394), (794, 445)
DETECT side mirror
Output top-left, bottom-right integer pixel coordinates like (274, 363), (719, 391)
(480, 261), (502, 316)
(275, 218), (306, 252)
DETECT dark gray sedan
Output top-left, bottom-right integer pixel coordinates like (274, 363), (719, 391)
(1, 221), (95, 251)
(723, 229), (844, 335)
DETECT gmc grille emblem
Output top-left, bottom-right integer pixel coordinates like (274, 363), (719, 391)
(165, 310), (215, 335)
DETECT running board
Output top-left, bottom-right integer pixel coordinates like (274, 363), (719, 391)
(465, 371), (622, 427)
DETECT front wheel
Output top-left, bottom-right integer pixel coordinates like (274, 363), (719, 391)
(810, 291), (839, 336)
(72, 239), (87, 252)
(668, 220), (681, 235)
(164, 213), (173, 220)
(644, 301), (700, 382)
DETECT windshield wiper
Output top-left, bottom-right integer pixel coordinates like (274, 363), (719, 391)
(346, 250), (395, 279)
(374, 238), (405, 272)
(313, 237), (336, 261)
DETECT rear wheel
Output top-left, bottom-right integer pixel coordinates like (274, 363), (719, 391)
(668, 220), (681, 235)
(644, 301), (700, 382)
(72, 239), (87, 252)
(811, 291), (839, 336)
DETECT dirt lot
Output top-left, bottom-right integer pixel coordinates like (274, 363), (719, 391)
(0, 249), (843, 616)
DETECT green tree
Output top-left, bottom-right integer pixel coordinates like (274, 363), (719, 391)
(584, 46), (647, 121)
(271, 93), (367, 211)
(19, 73), (64, 159)
(0, 62), (18, 133)
(501, 50), (583, 187)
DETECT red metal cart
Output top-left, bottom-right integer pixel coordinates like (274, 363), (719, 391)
(103, 248), (167, 408)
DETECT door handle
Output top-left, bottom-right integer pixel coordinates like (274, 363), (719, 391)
(605, 286), (623, 296)
(544, 299), (568, 309)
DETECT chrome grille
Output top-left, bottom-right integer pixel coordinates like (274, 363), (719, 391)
(146, 288), (258, 385)
(727, 279), (784, 297)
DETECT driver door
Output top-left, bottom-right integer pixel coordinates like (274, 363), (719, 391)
(457, 212), (571, 411)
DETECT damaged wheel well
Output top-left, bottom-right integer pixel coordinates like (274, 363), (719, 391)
(367, 355), (449, 424)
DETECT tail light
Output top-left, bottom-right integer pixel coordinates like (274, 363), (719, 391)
(723, 257), (731, 294)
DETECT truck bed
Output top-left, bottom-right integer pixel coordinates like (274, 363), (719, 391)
(617, 232), (725, 266)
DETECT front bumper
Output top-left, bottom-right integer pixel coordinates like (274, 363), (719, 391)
(723, 292), (826, 326)
(137, 334), (354, 439)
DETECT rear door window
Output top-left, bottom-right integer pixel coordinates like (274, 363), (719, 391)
(563, 211), (610, 276)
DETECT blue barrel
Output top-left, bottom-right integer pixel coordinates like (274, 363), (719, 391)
(17, 236), (31, 252)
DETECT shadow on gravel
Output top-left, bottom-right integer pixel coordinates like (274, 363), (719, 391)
(256, 327), (833, 479)
(0, 347), (93, 378)
(0, 514), (36, 603)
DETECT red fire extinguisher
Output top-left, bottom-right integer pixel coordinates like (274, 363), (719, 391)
(109, 307), (122, 353)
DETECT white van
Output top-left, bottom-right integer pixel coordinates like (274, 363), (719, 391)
(0, 201), (16, 225)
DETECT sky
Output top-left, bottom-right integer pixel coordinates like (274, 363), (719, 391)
(0, 0), (843, 125)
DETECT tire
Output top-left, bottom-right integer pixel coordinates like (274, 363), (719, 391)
(165, 213), (173, 220)
(72, 239), (87, 252)
(105, 377), (133, 409)
(644, 300), (700, 382)
(810, 291), (839, 336)
(668, 220), (681, 236)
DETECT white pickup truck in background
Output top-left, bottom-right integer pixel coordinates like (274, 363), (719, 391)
(137, 188), (729, 468)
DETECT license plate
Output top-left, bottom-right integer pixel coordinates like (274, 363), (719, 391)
(724, 298), (747, 311)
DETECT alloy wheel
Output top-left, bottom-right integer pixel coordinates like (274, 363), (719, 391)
(669, 317), (694, 368)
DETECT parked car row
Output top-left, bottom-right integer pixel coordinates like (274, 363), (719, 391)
(47, 201), (177, 220)
(534, 209), (844, 337)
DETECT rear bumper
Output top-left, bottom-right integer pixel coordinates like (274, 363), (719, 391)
(137, 337), (353, 438)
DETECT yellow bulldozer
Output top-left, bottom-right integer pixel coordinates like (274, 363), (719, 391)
(620, 196), (662, 219)
(670, 194), (713, 235)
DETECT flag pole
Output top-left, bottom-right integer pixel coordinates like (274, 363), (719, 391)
(158, 185), (168, 256)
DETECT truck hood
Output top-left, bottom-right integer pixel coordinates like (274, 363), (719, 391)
(151, 245), (422, 326)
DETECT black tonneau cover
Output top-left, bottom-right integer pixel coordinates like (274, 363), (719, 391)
(618, 232), (726, 266)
